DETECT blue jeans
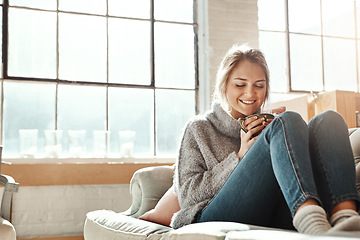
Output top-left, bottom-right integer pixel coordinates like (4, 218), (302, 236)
(196, 111), (360, 229)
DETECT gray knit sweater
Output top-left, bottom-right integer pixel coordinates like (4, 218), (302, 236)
(171, 102), (242, 229)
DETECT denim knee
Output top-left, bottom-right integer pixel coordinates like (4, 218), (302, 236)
(279, 111), (303, 120)
(278, 111), (305, 126)
(309, 110), (346, 130)
(267, 111), (306, 137)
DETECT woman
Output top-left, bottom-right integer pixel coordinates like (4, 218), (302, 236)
(171, 44), (360, 234)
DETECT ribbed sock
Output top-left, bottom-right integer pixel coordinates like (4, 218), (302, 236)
(293, 205), (331, 235)
(330, 209), (359, 226)
(328, 209), (360, 232)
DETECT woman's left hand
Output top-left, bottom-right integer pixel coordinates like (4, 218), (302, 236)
(262, 118), (273, 127)
(237, 117), (274, 160)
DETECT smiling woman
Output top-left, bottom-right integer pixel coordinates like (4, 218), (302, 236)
(171, 44), (360, 235)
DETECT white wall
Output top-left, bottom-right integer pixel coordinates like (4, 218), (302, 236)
(207, 0), (259, 102)
(12, 184), (131, 239)
(10, 0), (260, 238)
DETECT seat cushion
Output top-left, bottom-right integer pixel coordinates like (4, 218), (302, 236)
(161, 221), (270, 240)
(226, 230), (360, 240)
(0, 217), (16, 240)
(84, 210), (171, 240)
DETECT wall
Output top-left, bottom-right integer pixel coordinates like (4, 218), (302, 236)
(12, 185), (131, 239)
(6, 1), (260, 239)
(207, 0), (259, 100)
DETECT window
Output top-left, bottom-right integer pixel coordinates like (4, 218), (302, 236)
(258, 0), (360, 98)
(1, 0), (198, 158)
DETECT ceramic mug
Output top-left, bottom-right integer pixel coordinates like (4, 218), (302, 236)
(239, 113), (275, 137)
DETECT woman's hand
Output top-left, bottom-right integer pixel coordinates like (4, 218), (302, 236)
(237, 116), (273, 159)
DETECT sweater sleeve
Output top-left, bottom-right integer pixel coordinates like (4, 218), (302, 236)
(174, 120), (239, 210)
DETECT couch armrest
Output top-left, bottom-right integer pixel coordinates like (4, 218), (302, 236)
(0, 174), (19, 221)
(349, 128), (360, 195)
(349, 128), (360, 166)
(123, 165), (174, 218)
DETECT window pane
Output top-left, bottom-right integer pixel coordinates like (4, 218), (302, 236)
(108, 88), (154, 156)
(258, 0), (286, 31)
(57, 85), (106, 156)
(3, 81), (56, 157)
(288, 0), (321, 35)
(155, 22), (195, 89)
(154, 0), (193, 23)
(156, 89), (195, 156)
(59, 13), (107, 83)
(323, 37), (357, 91)
(108, 18), (151, 85)
(322, 0), (355, 38)
(10, 0), (56, 10)
(59, 0), (106, 15)
(259, 31), (288, 93)
(290, 34), (323, 91)
(108, 0), (150, 19)
(8, 8), (56, 79)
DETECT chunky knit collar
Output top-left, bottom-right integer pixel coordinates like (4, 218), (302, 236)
(205, 102), (241, 138)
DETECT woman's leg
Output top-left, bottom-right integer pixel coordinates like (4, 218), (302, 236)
(196, 134), (287, 227)
(197, 111), (319, 228)
(308, 110), (360, 227)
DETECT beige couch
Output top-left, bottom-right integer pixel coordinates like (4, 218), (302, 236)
(0, 146), (19, 240)
(84, 129), (360, 240)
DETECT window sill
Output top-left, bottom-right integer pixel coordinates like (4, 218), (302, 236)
(1, 157), (175, 186)
(2, 156), (176, 164)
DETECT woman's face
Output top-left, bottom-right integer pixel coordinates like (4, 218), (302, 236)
(225, 60), (267, 119)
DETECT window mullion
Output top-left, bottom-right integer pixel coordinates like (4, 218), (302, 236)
(354, 0), (360, 93)
(1, 0), (8, 145)
(151, 0), (156, 156)
(2, 0), (8, 79)
(319, 0), (325, 92)
(106, 0), (109, 132)
(285, 0), (292, 92)
(55, 0), (59, 130)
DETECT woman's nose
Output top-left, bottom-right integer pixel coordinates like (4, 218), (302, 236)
(244, 87), (255, 97)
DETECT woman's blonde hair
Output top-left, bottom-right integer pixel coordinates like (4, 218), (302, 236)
(213, 44), (270, 110)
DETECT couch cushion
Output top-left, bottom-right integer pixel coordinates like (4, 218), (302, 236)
(226, 230), (360, 240)
(84, 210), (171, 240)
(162, 221), (270, 240)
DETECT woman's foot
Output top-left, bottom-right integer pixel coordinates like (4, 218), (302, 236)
(293, 205), (331, 235)
(329, 215), (360, 232)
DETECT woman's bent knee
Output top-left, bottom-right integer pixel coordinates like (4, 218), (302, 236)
(309, 110), (346, 129)
(279, 111), (304, 124)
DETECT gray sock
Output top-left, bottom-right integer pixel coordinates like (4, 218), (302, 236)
(293, 205), (331, 235)
(329, 215), (360, 232)
(330, 209), (359, 226)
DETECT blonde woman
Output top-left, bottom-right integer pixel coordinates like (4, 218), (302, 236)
(171, 44), (360, 234)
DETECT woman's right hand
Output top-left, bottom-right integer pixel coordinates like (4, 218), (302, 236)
(237, 116), (265, 159)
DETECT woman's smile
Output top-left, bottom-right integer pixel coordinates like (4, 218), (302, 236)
(240, 100), (257, 105)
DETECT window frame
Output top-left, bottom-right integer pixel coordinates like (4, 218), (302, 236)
(259, 0), (360, 95)
(0, 0), (202, 158)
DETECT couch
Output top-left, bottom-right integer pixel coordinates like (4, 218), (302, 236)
(0, 146), (19, 240)
(84, 129), (360, 240)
